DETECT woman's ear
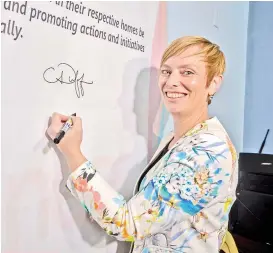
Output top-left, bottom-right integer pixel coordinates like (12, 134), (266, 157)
(209, 75), (223, 96)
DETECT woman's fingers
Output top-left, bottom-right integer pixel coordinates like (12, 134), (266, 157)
(52, 112), (70, 123)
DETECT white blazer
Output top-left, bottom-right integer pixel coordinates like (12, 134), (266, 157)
(67, 117), (238, 253)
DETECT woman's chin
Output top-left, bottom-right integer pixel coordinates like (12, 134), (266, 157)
(166, 106), (186, 115)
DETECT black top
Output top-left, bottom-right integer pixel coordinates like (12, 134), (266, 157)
(136, 138), (173, 192)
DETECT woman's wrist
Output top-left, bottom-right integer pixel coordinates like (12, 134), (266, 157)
(65, 150), (87, 172)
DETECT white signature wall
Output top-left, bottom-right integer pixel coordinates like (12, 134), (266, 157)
(1, 1), (159, 252)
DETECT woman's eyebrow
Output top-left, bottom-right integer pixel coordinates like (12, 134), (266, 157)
(178, 64), (197, 70)
(161, 64), (197, 70)
(161, 64), (171, 68)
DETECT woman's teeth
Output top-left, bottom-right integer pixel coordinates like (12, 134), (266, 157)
(166, 92), (186, 98)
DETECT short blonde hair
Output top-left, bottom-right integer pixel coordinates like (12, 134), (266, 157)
(160, 36), (226, 86)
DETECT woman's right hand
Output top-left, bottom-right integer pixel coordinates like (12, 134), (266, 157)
(46, 112), (83, 160)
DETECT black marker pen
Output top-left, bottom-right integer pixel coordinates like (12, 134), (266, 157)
(54, 113), (76, 144)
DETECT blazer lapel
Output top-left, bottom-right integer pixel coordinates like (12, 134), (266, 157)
(133, 132), (174, 194)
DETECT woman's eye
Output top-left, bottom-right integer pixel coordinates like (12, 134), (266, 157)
(161, 69), (171, 75)
(182, 70), (194, 76)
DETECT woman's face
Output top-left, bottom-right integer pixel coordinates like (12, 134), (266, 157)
(158, 45), (218, 116)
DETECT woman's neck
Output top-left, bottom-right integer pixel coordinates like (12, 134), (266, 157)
(172, 109), (209, 142)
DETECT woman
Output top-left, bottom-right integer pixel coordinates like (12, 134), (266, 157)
(47, 36), (238, 253)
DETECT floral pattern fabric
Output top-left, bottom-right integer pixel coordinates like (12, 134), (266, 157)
(66, 117), (238, 253)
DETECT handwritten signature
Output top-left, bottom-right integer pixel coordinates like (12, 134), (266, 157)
(43, 63), (93, 98)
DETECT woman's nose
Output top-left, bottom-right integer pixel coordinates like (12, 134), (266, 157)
(166, 72), (181, 88)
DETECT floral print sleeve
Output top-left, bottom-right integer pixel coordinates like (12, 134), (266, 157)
(66, 133), (232, 243)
